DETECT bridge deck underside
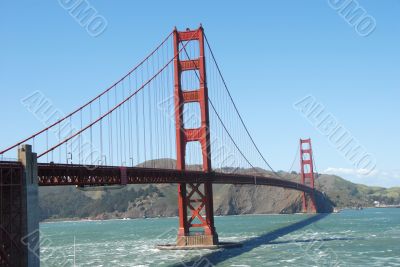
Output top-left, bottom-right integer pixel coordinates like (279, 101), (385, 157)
(36, 163), (314, 194)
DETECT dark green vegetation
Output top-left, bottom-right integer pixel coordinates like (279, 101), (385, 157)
(38, 161), (400, 221)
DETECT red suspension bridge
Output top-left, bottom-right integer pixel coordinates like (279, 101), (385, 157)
(0, 26), (326, 266)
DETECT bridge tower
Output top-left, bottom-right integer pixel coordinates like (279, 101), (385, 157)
(173, 26), (218, 246)
(300, 138), (317, 213)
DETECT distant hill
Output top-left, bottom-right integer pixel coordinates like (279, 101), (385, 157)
(38, 159), (400, 221)
(316, 174), (400, 207)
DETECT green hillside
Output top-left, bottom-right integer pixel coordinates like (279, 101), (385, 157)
(316, 174), (400, 207)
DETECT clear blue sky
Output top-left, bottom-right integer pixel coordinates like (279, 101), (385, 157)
(0, 1), (399, 187)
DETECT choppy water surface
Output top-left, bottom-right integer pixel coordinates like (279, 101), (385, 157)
(40, 208), (400, 266)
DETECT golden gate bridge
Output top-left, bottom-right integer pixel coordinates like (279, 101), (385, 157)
(0, 25), (326, 266)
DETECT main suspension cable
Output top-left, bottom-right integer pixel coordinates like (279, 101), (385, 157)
(204, 34), (279, 175)
(0, 31), (174, 155)
(37, 30), (197, 159)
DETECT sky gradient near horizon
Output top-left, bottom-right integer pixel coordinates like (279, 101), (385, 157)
(0, 1), (399, 187)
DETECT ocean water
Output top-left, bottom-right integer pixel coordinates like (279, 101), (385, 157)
(40, 208), (400, 266)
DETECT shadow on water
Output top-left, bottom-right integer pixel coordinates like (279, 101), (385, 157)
(170, 213), (331, 267)
(267, 236), (357, 245)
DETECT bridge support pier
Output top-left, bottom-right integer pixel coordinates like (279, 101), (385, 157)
(18, 144), (40, 267)
(176, 182), (218, 247)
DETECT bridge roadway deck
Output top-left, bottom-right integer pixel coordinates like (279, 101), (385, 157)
(33, 163), (314, 194)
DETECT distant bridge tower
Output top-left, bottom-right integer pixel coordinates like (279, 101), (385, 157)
(173, 26), (218, 246)
(300, 138), (317, 213)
